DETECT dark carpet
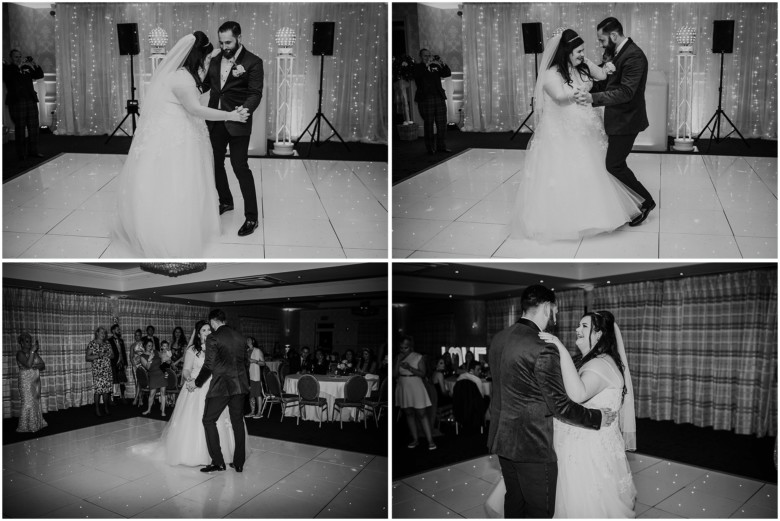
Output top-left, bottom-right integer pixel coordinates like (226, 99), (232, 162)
(392, 411), (777, 483)
(3, 134), (387, 182)
(392, 127), (777, 184)
(4, 400), (387, 457)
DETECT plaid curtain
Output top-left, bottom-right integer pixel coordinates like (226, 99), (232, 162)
(239, 316), (280, 353)
(408, 314), (456, 361)
(591, 269), (777, 437)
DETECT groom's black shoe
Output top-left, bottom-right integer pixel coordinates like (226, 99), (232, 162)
(200, 464), (226, 473)
(229, 463), (243, 473)
(219, 203), (234, 215)
(629, 200), (656, 227)
(237, 220), (258, 237)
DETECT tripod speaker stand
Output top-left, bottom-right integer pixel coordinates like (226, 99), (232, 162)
(106, 23), (140, 144)
(511, 22), (544, 141)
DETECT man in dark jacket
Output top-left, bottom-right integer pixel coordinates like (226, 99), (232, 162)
(413, 49), (452, 155)
(3, 49), (44, 160)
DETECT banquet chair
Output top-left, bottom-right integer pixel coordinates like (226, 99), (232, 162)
(451, 379), (486, 435)
(164, 368), (180, 407)
(362, 377), (388, 428)
(297, 374), (329, 427)
(134, 366), (151, 408)
(262, 371), (299, 422)
(333, 375), (368, 429)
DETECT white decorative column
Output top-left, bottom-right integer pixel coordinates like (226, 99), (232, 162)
(273, 27), (296, 156)
(673, 26), (696, 152)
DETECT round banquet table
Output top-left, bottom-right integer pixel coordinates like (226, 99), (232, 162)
(283, 373), (379, 422)
(443, 376), (492, 397)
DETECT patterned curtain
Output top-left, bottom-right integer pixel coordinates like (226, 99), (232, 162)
(591, 269), (777, 437)
(408, 313), (456, 361)
(238, 316), (280, 353)
(114, 299), (210, 345)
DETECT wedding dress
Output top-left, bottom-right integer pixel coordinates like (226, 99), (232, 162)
(113, 34), (221, 257)
(510, 34), (643, 242)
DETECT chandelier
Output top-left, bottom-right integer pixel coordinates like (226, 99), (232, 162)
(140, 263), (207, 277)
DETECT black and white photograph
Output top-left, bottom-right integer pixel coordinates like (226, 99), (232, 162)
(392, 262), (777, 518)
(3, 2), (387, 259)
(392, 3), (777, 259)
(3, 262), (388, 518)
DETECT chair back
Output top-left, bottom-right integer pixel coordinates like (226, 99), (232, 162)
(344, 375), (368, 402)
(451, 378), (485, 428)
(260, 365), (270, 395)
(266, 371), (282, 396)
(298, 374), (320, 401)
(279, 363), (290, 384)
(378, 377), (388, 404)
(135, 366), (150, 389)
(164, 368), (178, 389)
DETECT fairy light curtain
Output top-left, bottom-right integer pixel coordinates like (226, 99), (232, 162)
(461, 2), (777, 139)
(53, 2), (387, 143)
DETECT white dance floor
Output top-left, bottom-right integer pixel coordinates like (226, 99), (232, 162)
(393, 149), (777, 259)
(3, 153), (387, 259)
(3, 417), (387, 518)
(392, 453), (777, 518)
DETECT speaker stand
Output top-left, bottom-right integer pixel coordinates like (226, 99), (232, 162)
(294, 54), (350, 157)
(106, 55), (139, 144)
(695, 52), (749, 151)
(511, 52), (539, 140)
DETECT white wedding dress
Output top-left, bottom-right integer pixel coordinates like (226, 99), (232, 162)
(485, 358), (636, 518)
(131, 347), (242, 466)
(510, 65), (643, 242)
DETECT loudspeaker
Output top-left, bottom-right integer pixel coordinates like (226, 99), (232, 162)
(521, 22), (544, 54)
(117, 23), (140, 56)
(712, 20), (735, 54)
(312, 22), (335, 56)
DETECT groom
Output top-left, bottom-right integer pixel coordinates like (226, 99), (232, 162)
(575, 17), (656, 227)
(488, 284), (616, 518)
(202, 21), (264, 237)
(192, 309), (249, 473)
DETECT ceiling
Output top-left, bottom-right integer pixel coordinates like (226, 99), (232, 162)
(393, 262), (775, 300)
(4, 263), (387, 308)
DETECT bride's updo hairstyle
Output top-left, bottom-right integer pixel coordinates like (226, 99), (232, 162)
(576, 310), (627, 403)
(550, 28), (593, 88)
(192, 319), (209, 357)
(182, 31), (214, 92)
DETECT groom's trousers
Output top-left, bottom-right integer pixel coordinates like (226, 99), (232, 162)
(210, 122), (259, 221)
(498, 457), (557, 518)
(202, 393), (247, 467)
(605, 134), (654, 205)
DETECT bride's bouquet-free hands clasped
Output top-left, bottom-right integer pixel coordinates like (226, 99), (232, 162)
(233, 105), (250, 123)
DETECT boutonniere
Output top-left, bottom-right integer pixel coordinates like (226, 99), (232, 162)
(232, 64), (246, 78)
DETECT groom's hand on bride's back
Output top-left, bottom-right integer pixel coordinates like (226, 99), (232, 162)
(599, 408), (617, 427)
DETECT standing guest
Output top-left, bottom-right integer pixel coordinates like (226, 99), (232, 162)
(312, 349), (329, 375)
(15, 332), (47, 432)
(413, 48), (452, 155)
(299, 346), (313, 374)
(245, 336), (265, 418)
(284, 345), (301, 374)
(395, 335), (436, 451)
(2, 49), (44, 160)
(140, 340), (167, 416)
(170, 326), (187, 368)
(143, 325), (160, 350)
(131, 329), (144, 354)
(356, 348), (378, 375)
(86, 327), (115, 417)
(108, 324), (129, 404)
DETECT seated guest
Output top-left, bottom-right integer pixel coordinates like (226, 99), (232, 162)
(431, 357), (451, 406)
(284, 345), (300, 374)
(312, 349), (329, 375)
(299, 346), (313, 374)
(457, 360), (484, 397)
(343, 349), (356, 373)
(356, 348), (377, 375)
(441, 352), (455, 376)
(459, 350), (475, 372)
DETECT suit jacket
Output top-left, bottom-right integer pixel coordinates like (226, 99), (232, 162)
(590, 38), (649, 135)
(108, 337), (128, 367)
(195, 324), (250, 397)
(3, 63), (44, 105)
(488, 319), (602, 463)
(413, 62), (451, 103)
(202, 46), (264, 136)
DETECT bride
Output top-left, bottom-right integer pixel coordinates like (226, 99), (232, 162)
(113, 32), (248, 257)
(132, 320), (243, 466)
(486, 310), (637, 518)
(510, 29), (643, 242)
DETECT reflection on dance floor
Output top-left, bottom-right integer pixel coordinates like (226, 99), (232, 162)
(3, 417), (387, 518)
(3, 154), (387, 259)
(392, 453), (777, 518)
(393, 149), (777, 259)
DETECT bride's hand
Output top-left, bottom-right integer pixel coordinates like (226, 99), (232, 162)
(230, 107), (249, 123)
(538, 332), (566, 351)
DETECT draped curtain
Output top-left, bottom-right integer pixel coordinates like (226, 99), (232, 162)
(112, 299), (210, 345)
(408, 313), (455, 361)
(591, 269), (777, 437)
(54, 2), (387, 142)
(462, 2), (777, 138)
(238, 316), (280, 352)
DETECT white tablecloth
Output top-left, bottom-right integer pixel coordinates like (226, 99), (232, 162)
(283, 374), (379, 422)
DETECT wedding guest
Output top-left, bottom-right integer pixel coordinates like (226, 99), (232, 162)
(108, 324), (129, 404)
(130, 330), (145, 407)
(414, 49), (452, 155)
(312, 349), (329, 375)
(459, 350), (475, 372)
(343, 349), (356, 374)
(86, 327), (115, 417)
(395, 335), (436, 450)
(284, 345), (301, 374)
(142, 325), (160, 350)
(15, 332), (47, 432)
(140, 340), (167, 416)
(170, 326), (187, 368)
(245, 336), (265, 419)
(299, 346), (313, 374)
(159, 340), (173, 372)
(441, 352), (455, 376)
(3, 49), (44, 160)
(356, 348), (377, 375)
(431, 357), (452, 407)
(131, 329), (144, 355)
(457, 360), (485, 397)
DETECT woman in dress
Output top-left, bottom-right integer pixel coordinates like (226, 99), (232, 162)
(343, 349), (357, 374)
(485, 310), (636, 518)
(113, 32), (248, 257)
(245, 336), (265, 419)
(511, 29), (643, 242)
(312, 348), (329, 375)
(171, 326), (187, 370)
(356, 348), (377, 375)
(140, 340), (167, 416)
(431, 357), (452, 408)
(86, 327), (114, 417)
(395, 335), (436, 450)
(15, 332), (47, 432)
(132, 321), (241, 466)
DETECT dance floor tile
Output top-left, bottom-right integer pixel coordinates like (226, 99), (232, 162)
(659, 233), (742, 258)
(457, 199), (513, 225)
(741, 483), (777, 511)
(492, 237), (581, 258)
(735, 236), (778, 257)
(450, 455), (502, 481)
(393, 248), (414, 258)
(226, 489), (324, 518)
(201, 242), (264, 258)
(725, 209), (778, 237)
(729, 504), (777, 518)
(634, 472), (687, 506)
(43, 499), (126, 518)
(393, 481), (424, 504)
(577, 230), (659, 258)
(2, 470), (43, 495)
(265, 245), (346, 258)
(344, 247), (387, 258)
(48, 209), (112, 238)
(408, 250), (484, 258)
(427, 477), (495, 513)
(660, 208), (733, 236)
(47, 468), (130, 498)
(687, 472), (764, 503)
(318, 483), (388, 518)
(402, 467), (475, 496)
(392, 218), (451, 250)
(628, 453), (664, 474)
(394, 494), (464, 518)
(461, 504), (490, 518)
(251, 449), (313, 473)
(638, 461), (707, 488)
(264, 217), (341, 248)
(349, 468), (386, 491)
(268, 472), (346, 505)
(396, 197), (479, 221)
(636, 502), (654, 516)
(2, 481), (81, 517)
(315, 448), (375, 468)
(363, 455), (388, 475)
(420, 221), (507, 256)
(3, 206), (69, 235)
(11, 233), (109, 258)
(331, 218), (387, 250)
(638, 507), (685, 518)
(291, 460), (362, 485)
(655, 488), (742, 518)
(2, 231), (43, 257)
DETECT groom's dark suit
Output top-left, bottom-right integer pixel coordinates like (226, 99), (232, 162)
(202, 46), (263, 221)
(488, 319), (601, 518)
(590, 38), (654, 205)
(194, 324), (250, 469)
